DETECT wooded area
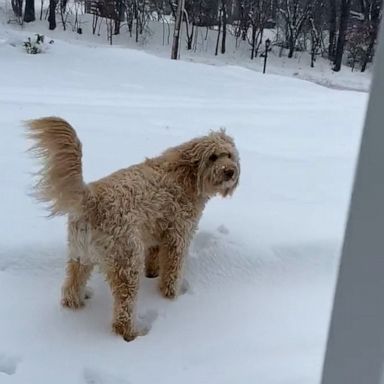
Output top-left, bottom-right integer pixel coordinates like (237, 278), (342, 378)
(9, 0), (383, 71)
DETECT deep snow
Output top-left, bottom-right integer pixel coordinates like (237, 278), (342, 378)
(0, 21), (368, 384)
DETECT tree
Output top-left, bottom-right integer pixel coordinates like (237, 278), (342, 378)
(23, 0), (35, 22)
(48, 0), (57, 29)
(215, 6), (222, 54)
(171, 0), (185, 59)
(360, 0), (382, 72)
(11, 0), (23, 19)
(249, 0), (271, 59)
(328, 0), (337, 59)
(333, 0), (351, 71)
(221, 0), (227, 53)
(279, 0), (316, 58)
(183, 9), (195, 50)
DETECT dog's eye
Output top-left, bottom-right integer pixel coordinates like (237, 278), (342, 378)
(209, 154), (218, 162)
(228, 153), (232, 159)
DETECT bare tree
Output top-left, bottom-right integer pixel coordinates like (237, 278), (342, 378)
(333, 0), (351, 71)
(307, 1), (326, 66)
(221, 0), (227, 53)
(309, 14), (321, 66)
(328, 0), (337, 59)
(183, 8), (195, 49)
(360, 0), (382, 71)
(24, 0), (35, 22)
(48, 0), (56, 29)
(171, 0), (185, 59)
(279, 0), (316, 58)
(215, 7), (222, 54)
(11, 0), (23, 20)
(247, 0), (271, 59)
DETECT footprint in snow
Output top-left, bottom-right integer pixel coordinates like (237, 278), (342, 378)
(0, 354), (20, 375)
(137, 309), (159, 335)
(83, 367), (130, 384)
(217, 225), (229, 235)
(180, 278), (193, 295)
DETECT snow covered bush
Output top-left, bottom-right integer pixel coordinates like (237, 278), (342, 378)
(23, 34), (53, 54)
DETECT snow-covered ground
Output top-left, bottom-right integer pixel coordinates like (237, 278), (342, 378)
(0, 20), (368, 384)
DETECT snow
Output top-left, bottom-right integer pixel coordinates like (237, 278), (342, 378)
(0, 18), (368, 384)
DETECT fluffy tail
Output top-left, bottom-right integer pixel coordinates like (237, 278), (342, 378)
(26, 116), (86, 216)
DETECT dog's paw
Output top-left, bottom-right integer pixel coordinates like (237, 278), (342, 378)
(61, 290), (85, 309)
(61, 296), (85, 309)
(112, 322), (146, 343)
(84, 286), (93, 300)
(159, 282), (178, 299)
(145, 269), (159, 279)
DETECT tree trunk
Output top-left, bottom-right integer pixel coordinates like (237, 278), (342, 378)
(361, 34), (375, 72)
(288, 31), (295, 58)
(271, 0), (278, 20)
(311, 33), (316, 67)
(255, 29), (263, 57)
(59, 0), (67, 30)
(135, 2), (139, 43)
(113, 0), (124, 35)
(171, 0), (185, 59)
(23, 0), (35, 22)
(333, 0), (351, 72)
(48, 0), (56, 29)
(187, 24), (194, 50)
(184, 18), (194, 50)
(127, 8), (133, 37)
(328, 0), (337, 60)
(107, 18), (113, 45)
(11, 0), (23, 18)
(114, 20), (120, 35)
(250, 25), (256, 60)
(221, 0), (226, 54)
(215, 9), (222, 56)
(40, 0), (44, 20)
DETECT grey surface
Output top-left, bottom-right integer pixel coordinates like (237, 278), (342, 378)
(321, 20), (384, 384)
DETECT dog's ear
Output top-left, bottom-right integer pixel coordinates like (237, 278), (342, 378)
(179, 139), (216, 165)
(162, 147), (200, 194)
(163, 138), (216, 195)
(181, 140), (219, 196)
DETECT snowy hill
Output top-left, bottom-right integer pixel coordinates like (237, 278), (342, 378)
(0, 23), (367, 384)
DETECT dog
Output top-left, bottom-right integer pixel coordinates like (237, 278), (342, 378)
(26, 117), (240, 341)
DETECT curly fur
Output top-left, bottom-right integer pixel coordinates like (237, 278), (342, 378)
(26, 117), (85, 216)
(26, 116), (240, 342)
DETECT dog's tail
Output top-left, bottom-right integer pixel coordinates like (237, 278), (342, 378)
(26, 116), (86, 217)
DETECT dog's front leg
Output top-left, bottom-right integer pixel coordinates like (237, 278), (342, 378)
(104, 240), (144, 342)
(159, 235), (189, 299)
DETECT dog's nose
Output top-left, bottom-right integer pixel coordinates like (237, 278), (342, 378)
(224, 168), (234, 180)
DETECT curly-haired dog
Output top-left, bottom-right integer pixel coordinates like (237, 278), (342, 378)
(26, 117), (240, 341)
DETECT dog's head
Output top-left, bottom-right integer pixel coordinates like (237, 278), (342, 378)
(165, 130), (240, 198)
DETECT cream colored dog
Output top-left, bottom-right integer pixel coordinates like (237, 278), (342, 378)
(27, 117), (240, 341)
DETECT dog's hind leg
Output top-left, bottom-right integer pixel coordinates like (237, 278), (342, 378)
(61, 259), (94, 309)
(145, 246), (159, 278)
